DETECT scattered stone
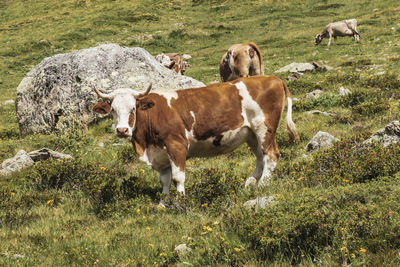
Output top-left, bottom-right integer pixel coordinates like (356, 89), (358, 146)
(0, 150), (34, 176)
(305, 110), (335, 117)
(174, 244), (192, 256)
(16, 44), (204, 136)
(28, 147), (72, 162)
(0, 148), (72, 176)
(244, 196), (275, 210)
(339, 86), (351, 96)
(12, 254), (25, 259)
(1, 99), (14, 105)
(306, 89), (323, 99)
(286, 72), (302, 81)
(306, 131), (338, 152)
(363, 121), (400, 147)
(98, 142), (104, 147)
(392, 27), (396, 31)
(376, 71), (386, 76)
(275, 62), (316, 73)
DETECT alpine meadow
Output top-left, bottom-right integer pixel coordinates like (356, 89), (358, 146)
(1, 0), (400, 266)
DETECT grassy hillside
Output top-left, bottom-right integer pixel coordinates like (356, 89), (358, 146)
(1, 0), (400, 265)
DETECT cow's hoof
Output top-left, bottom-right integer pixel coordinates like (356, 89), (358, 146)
(245, 177), (257, 188)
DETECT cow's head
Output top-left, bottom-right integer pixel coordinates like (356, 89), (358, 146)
(228, 47), (255, 78)
(315, 34), (323, 45)
(92, 83), (152, 138)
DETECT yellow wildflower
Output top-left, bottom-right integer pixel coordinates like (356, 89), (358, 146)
(202, 225), (213, 232)
(340, 247), (347, 252)
(140, 169), (145, 173)
(46, 199), (54, 205)
(219, 235), (225, 241)
(359, 248), (367, 253)
(146, 226), (151, 230)
(248, 166), (253, 171)
(201, 203), (208, 207)
(142, 215), (146, 219)
(136, 208), (141, 214)
(234, 247), (241, 252)
(100, 166), (107, 171)
(10, 192), (15, 196)
(301, 254), (305, 257)
(351, 253), (356, 259)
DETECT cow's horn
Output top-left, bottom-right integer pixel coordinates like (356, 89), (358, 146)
(136, 82), (152, 98)
(94, 86), (114, 100)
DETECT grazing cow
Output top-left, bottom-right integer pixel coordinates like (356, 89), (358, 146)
(315, 19), (360, 46)
(155, 53), (191, 75)
(219, 42), (264, 82)
(92, 76), (298, 199)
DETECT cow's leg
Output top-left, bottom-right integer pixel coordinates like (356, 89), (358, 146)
(165, 138), (188, 196)
(258, 131), (279, 186)
(244, 134), (264, 187)
(159, 168), (172, 195)
(158, 167), (172, 208)
(327, 35), (332, 46)
(334, 36), (337, 44)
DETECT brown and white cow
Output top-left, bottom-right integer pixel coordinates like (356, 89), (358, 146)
(315, 19), (360, 46)
(92, 76), (298, 199)
(155, 53), (190, 75)
(219, 42), (264, 82)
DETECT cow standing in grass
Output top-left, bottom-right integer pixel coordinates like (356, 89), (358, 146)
(219, 42), (264, 82)
(92, 76), (299, 201)
(315, 19), (360, 46)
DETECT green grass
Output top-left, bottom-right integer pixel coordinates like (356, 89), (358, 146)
(1, 0), (400, 265)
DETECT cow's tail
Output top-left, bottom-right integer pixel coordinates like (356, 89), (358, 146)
(283, 82), (299, 143)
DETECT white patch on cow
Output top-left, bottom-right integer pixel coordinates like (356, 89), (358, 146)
(228, 48), (235, 72)
(186, 127), (249, 157)
(259, 155), (277, 186)
(138, 145), (170, 171)
(158, 91), (178, 107)
(170, 160), (186, 195)
(234, 81), (267, 141)
(286, 97), (296, 131)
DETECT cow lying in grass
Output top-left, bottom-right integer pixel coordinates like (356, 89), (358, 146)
(92, 76), (299, 199)
(315, 19), (360, 46)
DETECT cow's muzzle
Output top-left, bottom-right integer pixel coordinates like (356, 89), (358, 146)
(116, 127), (130, 138)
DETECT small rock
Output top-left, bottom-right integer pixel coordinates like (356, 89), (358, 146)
(392, 27), (396, 31)
(13, 254), (25, 259)
(363, 121), (400, 147)
(306, 131), (338, 152)
(174, 244), (192, 256)
(244, 196), (275, 210)
(339, 86), (351, 96)
(286, 72), (302, 81)
(1, 99), (14, 105)
(98, 142), (104, 147)
(306, 89), (323, 99)
(306, 110), (335, 117)
(275, 62), (316, 73)
(0, 150), (34, 176)
(28, 147), (72, 162)
(376, 71), (386, 76)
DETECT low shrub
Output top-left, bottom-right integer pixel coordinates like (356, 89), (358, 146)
(277, 134), (400, 186)
(226, 174), (400, 264)
(293, 94), (341, 111)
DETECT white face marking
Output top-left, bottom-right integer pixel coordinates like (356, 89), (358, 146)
(228, 48), (235, 72)
(110, 89), (137, 138)
(158, 91), (178, 108)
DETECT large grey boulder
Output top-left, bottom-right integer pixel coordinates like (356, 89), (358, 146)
(306, 131), (338, 152)
(363, 121), (400, 147)
(16, 44), (204, 136)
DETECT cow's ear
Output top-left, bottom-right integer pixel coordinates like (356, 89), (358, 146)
(138, 99), (155, 110)
(93, 102), (112, 114)
(248, 47), (255, 58)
